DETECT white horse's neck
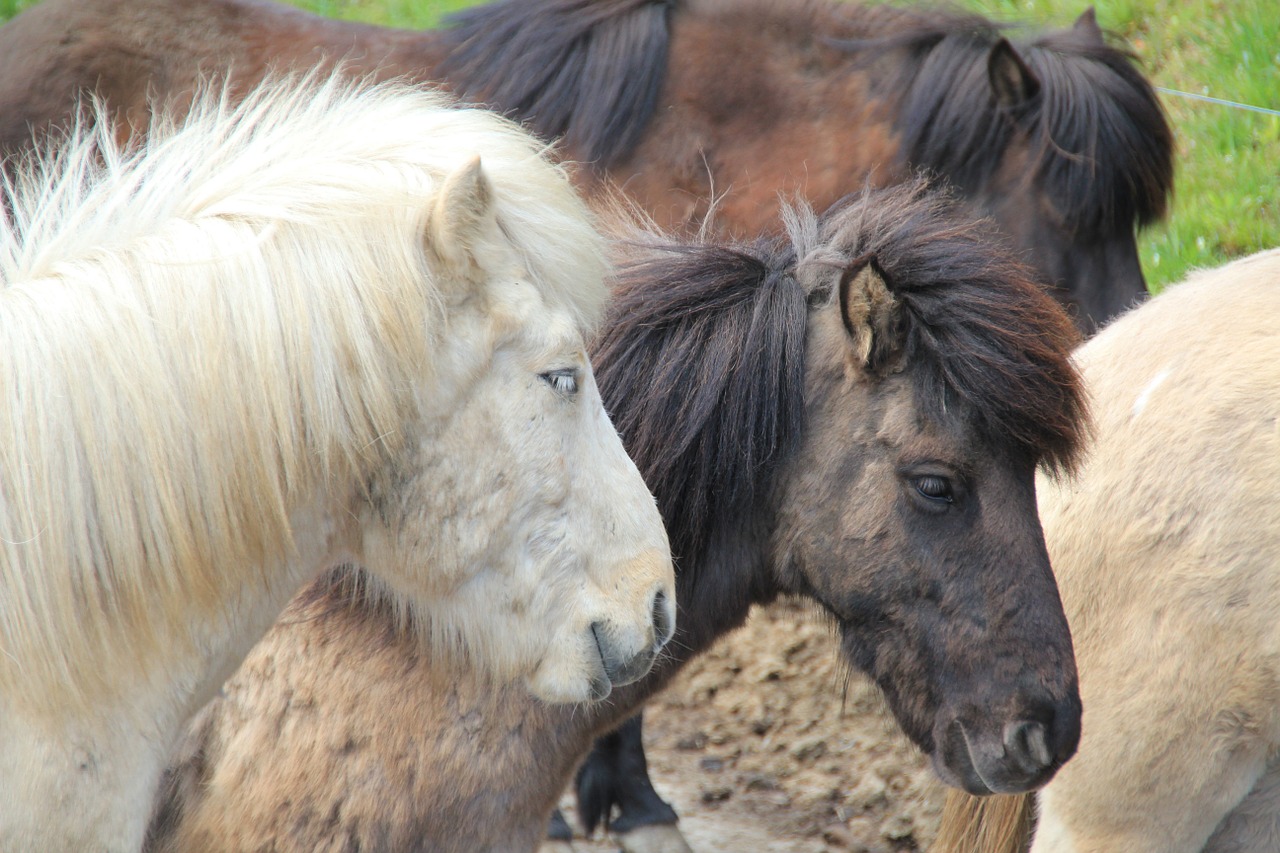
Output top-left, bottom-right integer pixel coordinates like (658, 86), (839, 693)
(0, 499), (359, 853)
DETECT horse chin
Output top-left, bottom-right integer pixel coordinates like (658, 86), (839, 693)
(525, 639), (613, 704)
(524, 587), (675, 704)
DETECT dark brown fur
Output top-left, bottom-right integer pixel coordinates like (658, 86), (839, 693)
(146, 181), (1086, 852)
(0, 0), (1172, 332)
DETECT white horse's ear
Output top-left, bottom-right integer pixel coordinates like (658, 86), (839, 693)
(428, 155), (495, 277)
(988, 38), (1041, 108)
(839, 254), (901, 373)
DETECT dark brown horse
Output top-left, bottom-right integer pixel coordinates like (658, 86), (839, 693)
(0, 0), (1172, 332)
(145, 180), (1088, 853)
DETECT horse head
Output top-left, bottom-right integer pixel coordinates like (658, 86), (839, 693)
(771, 183), (1087, 795)
(929, 8), (1174, 334)
(356, 150), (676, 705)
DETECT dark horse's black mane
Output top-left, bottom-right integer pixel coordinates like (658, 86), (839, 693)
(439, 0), (1173, 233)
(592, 180), (1085, 580)
(440, 0), (674, 167)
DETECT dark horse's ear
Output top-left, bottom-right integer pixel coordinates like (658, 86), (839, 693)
(1073, 7), (1105, 45)
(988, 39), (1041, 108)
(839, 254), (902, 374)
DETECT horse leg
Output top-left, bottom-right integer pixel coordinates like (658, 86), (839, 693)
(574, 713), (693, 853)
(538, 810), (576, 853)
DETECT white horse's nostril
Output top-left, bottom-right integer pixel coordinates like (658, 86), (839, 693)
(587, 622), (613, 701)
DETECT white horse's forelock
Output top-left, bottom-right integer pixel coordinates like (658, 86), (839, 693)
(0, 72), (608, 717)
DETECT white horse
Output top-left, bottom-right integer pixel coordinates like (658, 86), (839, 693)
(0, 75), (675, 853)
(933, 248), (1280, 853)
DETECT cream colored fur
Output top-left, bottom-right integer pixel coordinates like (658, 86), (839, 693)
(1024, 249), (1280, 852)
(0, 75), (673, 852)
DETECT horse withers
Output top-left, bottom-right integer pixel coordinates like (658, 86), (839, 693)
(0, 76), (673, 852)
(144, 180), (1088, 853)
(933, 248), (1280, 853)
(0, 0), (1173, 333)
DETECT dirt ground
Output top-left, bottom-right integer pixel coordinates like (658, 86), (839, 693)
(559, 598), (948, 853)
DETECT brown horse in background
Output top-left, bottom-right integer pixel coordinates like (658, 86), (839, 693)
(0, 0), (1172, 332)
(145, 180), (1088, 853)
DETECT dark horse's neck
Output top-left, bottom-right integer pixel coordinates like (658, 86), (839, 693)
(582, 236), (808, 726)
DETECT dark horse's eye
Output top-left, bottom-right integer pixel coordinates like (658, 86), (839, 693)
(913, 475), (954, 503)
(540, 368), (579, 396)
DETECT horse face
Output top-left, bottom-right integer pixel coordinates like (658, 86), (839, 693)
(973, 37), (1152, 335)
(361, 160), (675, 705)
(974, 171), (1148, 336)
(773, 263), (1080, 796)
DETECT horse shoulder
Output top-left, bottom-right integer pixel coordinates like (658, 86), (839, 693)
(0, 0), (447, 157)
(150, 585), (444, 852)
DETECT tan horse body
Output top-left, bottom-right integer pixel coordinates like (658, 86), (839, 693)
(149, 576), (598, 852)
(935, 248), (1280, 852)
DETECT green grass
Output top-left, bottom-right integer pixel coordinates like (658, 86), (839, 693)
(280, 0), (469, 26)
(0, 0), (36, 17)
(3, 0), (1275, 289)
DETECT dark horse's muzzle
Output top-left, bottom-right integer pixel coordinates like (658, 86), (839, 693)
(932, 693), (1082, 795)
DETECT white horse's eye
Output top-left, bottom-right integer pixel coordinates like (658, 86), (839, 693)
(540, 368), (579, 396)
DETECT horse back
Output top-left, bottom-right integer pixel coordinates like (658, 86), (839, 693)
(592, 0), (908, 237)
(1050, 247), (1280, 728)
(1031, 250), (1280, 849)
(0, 0), (447, 156)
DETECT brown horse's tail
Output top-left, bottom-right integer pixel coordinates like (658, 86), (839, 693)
(930, 791), (1035, 853)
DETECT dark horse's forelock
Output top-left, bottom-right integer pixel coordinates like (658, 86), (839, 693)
(860, 13), (1174, 235)
(591, 240), (807, 573)
(440, 0), (672, 168)
(807, 181), (1087, 474)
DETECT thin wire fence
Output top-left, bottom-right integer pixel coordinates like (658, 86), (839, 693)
(1155, 87), (1280, 118)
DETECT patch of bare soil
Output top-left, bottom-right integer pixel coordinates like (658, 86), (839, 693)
(561, 599), (947, 853)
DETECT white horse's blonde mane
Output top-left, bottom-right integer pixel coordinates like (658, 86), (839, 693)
(0, 74), (607, 713)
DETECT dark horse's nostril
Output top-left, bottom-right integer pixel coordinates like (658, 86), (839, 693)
(1003, 720), (1053, 775)
(651, 589), (673, 649)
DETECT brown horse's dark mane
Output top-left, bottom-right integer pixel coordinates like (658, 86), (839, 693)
(846, 10), (1174, 235)
(439, 0), (673, 168)
(593, 180), (1085, 576)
